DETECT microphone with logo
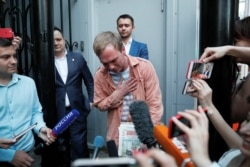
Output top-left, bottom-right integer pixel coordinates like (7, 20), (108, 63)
(34, 109), (80, 154)
(129, 100), (157, 148)
(91, 135), (105, 159)
(153, 124), (195, 167)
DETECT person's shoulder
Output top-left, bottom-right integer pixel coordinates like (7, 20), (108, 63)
(15, 74), (35, 84)
(132, 39), (147, 46)
(218, 149), (242, 166)
(128, 55), (151, 66)
(67, 51), (86, 60)
(94, 66), (107, 78)
(67, 51), (83, 57)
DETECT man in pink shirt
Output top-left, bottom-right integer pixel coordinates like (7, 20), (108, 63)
(93, 31), (163, 146)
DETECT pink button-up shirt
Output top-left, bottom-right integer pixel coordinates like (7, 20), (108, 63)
(94, 55), (164, 145)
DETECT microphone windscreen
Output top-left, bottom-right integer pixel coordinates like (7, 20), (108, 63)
(52, 109), (80, 137)
(107, 140), (118, 157)
(153, 124), (195, 167)
(92, 136), (105, 159)
(93, 136), (105, 148)
(129, 100), (155, 148)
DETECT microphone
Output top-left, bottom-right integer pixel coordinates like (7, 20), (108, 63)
(51, 109), (80, 137)
(92, 136), (105, 159)
(129, 100), (156, 148)
(153, 124), (195, 167)
(34, 109), (80, 154)
(107, 140), (119, 157)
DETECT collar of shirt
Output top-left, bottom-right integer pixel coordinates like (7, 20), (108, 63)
(124, 38), (133, 55)
(55, 49), (68, 60)
(0, 73), (19, 87)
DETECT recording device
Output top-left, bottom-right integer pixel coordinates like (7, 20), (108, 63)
(168, 108), (207, 138)
(13, 122), (37, 141)
(0, 28), (14, 39)
(129, 100), (157, 148)
(92, 136), (105, 159)
(107, 140), (119, 157)
(34, 109), (80, 154)
(154, 124), (195, 167)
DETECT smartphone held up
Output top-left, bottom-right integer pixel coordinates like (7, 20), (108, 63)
(168, 108), (207, 138)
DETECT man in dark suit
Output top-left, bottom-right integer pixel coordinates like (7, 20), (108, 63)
(116, 14), (149, 59)
(54, 27), (94, 167)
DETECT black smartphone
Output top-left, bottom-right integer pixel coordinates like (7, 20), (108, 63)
(168, 115), (190, 138)
(168, 109), (207, 138)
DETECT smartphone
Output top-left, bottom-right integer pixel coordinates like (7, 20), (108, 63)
(168, 109), (207, 138)
(0, 28), (14, 39)
(71, 157), (138, 167)
(13, 122), (37, 141)
(168, 115), (190, 138)
(182, 80), (196, 95)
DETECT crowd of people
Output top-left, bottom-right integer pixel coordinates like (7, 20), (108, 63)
(1, 14), (250, 167)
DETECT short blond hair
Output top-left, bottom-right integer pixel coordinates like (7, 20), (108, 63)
(93, 31), (123, 56)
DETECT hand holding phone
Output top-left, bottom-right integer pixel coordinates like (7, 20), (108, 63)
(13, 123), (37, 141)
(168, 108), (207, 138)
(0, 138), (16, 149)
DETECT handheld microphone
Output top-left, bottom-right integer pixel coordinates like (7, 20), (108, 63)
(34, 109), (80, 154)
(107, 140), (119, 157)
(92, 136), (105, 159)
(153, 124), (195, 167)
(51, 109), (80, 137)
(129, 100), (156, 148)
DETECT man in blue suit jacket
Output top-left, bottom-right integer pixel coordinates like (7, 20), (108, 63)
(54, 27), (94, 167)
(117, 14), (149, 59)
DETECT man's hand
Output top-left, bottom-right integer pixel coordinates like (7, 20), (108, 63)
(11, 150), (33, 167)
(12, 36), (22, 50)
(115, 77), (138, 97)
(134, 148), (177, 167)
(39, 127), (56, 146)
(0, 138), (16, 149)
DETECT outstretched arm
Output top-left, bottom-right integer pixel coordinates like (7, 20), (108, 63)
(200, 45), (250, 65)
(190, 79), (242, 148)
(172, 107), (212, 167)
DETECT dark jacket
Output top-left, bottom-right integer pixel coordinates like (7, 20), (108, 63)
(55, 51), (94, 122)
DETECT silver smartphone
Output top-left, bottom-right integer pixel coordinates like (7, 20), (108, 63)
(13, 123), (37, 140)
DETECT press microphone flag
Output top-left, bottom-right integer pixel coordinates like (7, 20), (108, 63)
(92, 136), (105, 159)
(153, 124), (195, 167)
(51, 109), (80, 137)
(34, 109), (80, 154)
